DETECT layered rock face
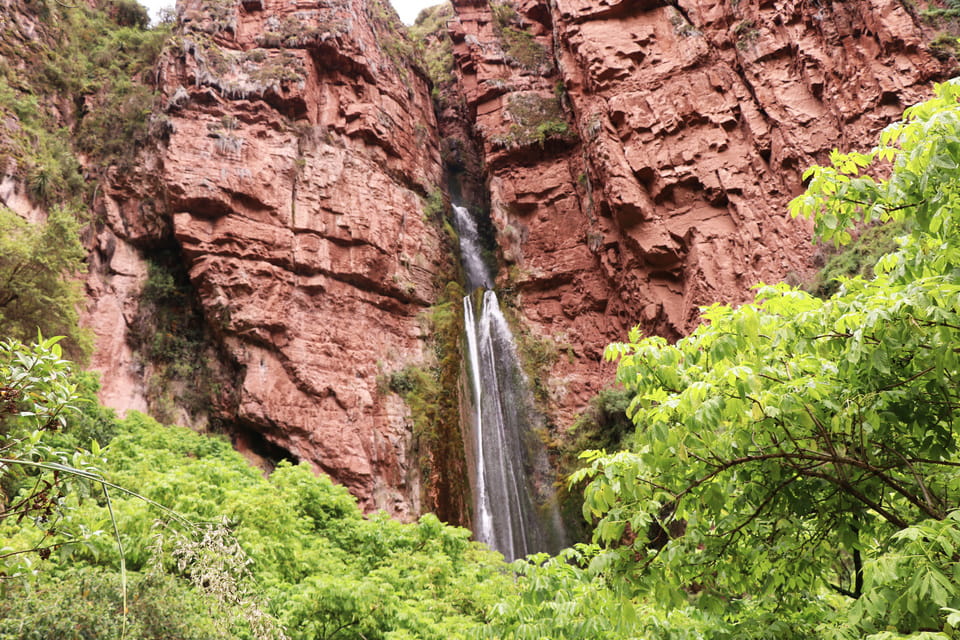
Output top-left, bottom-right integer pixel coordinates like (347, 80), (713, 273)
(91, 0), (451, 519)
(81, 0), (952, 523)
(167, 0), (450, 518)
(446, 0), (949, 428)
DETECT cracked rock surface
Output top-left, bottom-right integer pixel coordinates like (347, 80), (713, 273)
(447, 0), (949, 430)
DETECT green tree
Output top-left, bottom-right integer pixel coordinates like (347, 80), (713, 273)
(0, 335), (91, 571)
(0, 338), (286, 638)
(0, 206), (90, 361)
(572, 79), (960, 638)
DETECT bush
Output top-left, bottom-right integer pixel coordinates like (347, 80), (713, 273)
(806, 221), (904, 298)
(109, 0), (150, 29)
(489, 2), (552, 72)
(0, 205), (91, 361)
(0, 568), (234, 640)
(491, 92), (576, 149)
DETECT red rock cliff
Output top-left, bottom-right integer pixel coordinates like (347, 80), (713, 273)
(444, 0), (951, 429)
(89, 0), (452, 519)
(82, 0), (954, 523)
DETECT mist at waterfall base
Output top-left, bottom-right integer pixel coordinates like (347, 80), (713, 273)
(453, 205), (566, 561)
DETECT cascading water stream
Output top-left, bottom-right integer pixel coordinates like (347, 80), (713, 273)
(453, 205), (563, 560)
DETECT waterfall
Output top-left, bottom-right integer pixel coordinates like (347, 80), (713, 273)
(452, 204), (492, 291)
(453, 205), (564, 561)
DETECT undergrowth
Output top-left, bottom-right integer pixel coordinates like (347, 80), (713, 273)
(806, 222), (905, 298)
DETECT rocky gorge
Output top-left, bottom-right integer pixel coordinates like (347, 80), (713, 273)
(1, 0), (954, 530)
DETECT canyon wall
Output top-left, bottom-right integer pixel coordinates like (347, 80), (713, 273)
(72, 0), (954, 523)
(445, 0), (951, 429)
(86, 0), (457, 519)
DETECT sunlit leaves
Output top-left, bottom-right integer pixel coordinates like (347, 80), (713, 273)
(582, 81), (960, 638)
(60, 414), (513, 640)
(0, 336), (102, 577)
(792, 79), (960, 280)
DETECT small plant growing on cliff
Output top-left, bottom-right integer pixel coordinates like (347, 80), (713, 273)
(491, 1), (518, 27)
(804, 221), (905, 298)
(501, 27), (551, 70)
(667, 6), (699, 37)
(423, 190), (446, 221)
(733, 19), (760, 49)
(180, 0), (238, 35)
(132, 256), (218, 423)
(383, 281), (470, 520)
(77, 79), (159, 168)
(365, 0), (420, 83)
(214, 133), (244, 157)
(110, 0), (151, 28)
(930, 31), (960, 60)
(922, 0), (960, 22)
(489, 1), (553, 73)
(185, 35), (306, 100)
(492, 92), (576, 149)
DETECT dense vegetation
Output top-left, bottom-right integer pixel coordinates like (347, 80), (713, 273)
(0, 336), (514, 639)
(0, 0), (169, 361)
(4, 0), (960, 636)
(0, 206), (89, 360)
(560, 80), (960, 638)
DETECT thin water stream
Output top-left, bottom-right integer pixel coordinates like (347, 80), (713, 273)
(453, 205), (563, 560)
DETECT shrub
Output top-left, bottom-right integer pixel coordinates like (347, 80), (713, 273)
(489, 2), (552, 72)
(0, 205), (91, 361)
(930, 31), (960, 60)
(491, 92), (576, 149)
(805, 221), (904, 298)
(109, 0), (151, 28)
(0, 568), (235, 640)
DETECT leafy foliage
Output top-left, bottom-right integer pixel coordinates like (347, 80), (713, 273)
(0, 206), (90, 361)
(0, 335), (102, 578)
(77, 415), (512, 639)
(566, 387), (634, 454)
(806, 221), (905, 297)
(0, 1), (168, 174)
(556, 387), (634, 541)
(409, 3), (456, 93)
(566, 80), (960, 638)
(0, 568), (233, 640)
(0, 336), (513, 638)
(0, 340), (287, 638)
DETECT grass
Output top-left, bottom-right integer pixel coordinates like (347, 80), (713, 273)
(805, 222), (905, 298)
(490, 92), (576, 149)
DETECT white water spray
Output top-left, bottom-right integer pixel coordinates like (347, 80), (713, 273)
(453, 205), (564, 560)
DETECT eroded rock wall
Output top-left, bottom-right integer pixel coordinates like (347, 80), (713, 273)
(81, 0), (953, 523)
(446, 0), (950, 429)
(91, 0), (453, 519)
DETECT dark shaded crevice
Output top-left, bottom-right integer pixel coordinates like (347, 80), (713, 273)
(219, 419), (299, 474)
(130, 238), (245, 426)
